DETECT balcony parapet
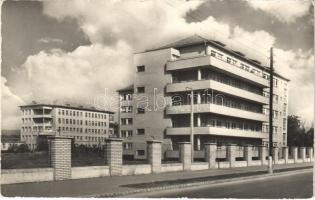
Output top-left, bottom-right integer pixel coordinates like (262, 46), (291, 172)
(166, 104), (268, 122)
(166, 80), (268, 104)
(166, 55), (269, 87)
(166, 127), (268, 139)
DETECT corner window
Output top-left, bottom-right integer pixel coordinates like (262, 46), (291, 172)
(137, 65), (145, 72)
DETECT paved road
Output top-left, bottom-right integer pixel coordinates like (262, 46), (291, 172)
(129, 170), (313, 198)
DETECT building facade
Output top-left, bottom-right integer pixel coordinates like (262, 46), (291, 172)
(118, 35), (289, 159)
(20, 103), (115, 149)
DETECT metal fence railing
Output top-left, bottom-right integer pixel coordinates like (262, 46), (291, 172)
(122, 142), (149, 165)
(193, 150), (205, 162)
(1, 151), (51, 169)
(235, 146), (244, 161)
(252, 146), (259, 160)
(216, 146), (227, 161)
(71, 146), (106, 167)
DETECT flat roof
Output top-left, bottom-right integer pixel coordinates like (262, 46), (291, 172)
(20, 103), (114, 114)
(145, 35), (290, 81)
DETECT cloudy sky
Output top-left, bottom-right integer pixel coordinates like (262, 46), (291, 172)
(1, 0), (314, 129)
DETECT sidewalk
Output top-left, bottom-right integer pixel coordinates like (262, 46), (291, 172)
(1, 163), (313, 197)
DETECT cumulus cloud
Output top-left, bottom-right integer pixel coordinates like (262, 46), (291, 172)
(20, 42), (133, 109)
(2, 0), (313, 129)
(1, 77), (25, 129)
(247, 0), (312, 23)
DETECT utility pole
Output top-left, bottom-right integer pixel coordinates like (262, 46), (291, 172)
(268, 47), (274, 174)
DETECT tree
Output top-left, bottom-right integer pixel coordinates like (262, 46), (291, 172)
(287, 115), (313, 147)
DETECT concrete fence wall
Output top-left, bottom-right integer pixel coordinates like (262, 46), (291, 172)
(2, 137), (314, 185)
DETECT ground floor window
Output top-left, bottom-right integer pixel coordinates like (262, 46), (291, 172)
(136, 149), (145, 156)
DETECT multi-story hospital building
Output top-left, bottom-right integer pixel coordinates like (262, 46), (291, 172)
(20, 102), (114, 149)
(118, 35), (289, 159)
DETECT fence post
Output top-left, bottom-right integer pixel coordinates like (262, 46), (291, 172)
(282, 146), (288, 164)
(244, 145), (252, 166)
(293, 147), (298, 163)
(307, 147), (313, 162)
(147, 140), (162, 173)
(272, 147), (279, 164)
(179, 142), (191, 171)
(227, 144), (236, 168)
(205, 143), (217, 169)
(48, 136), (72, 181)
(259, 145), (267, 165)
(299, 147), (306, 162)
(106, 138), (123, 176)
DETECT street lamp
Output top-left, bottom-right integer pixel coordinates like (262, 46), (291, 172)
(186, 87), (194, 162)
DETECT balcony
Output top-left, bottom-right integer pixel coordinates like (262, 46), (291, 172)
(32, 114), (52, 118)
(166, 127), (268, 139)
(166, 80), (268, 104)
(166, 104), (268, 122)
(166, 55), (269, 87)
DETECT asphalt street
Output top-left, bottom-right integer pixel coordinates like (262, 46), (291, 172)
(128, 170), (313, 198)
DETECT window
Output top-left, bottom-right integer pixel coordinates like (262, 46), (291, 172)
(210, 50), (216, 57)
(224, 121), (230, 129)
(263, 73), (270, 80)
(273, 78), (278, 88)
(231, 122), (236, 129)
(216, 120), (222, 127)
(137, 87), (145, 93)
(137, 129), (145, 135)
(121, 130), (133, 138)
(137, 108), (145, 114)
(217, 53), (223, 60)
(137, 65), (145, 72)
(263, 108), (269, 115)
(123, 143), (133, 150)
(227, 57), (232, 64)
(122, 93), (133, 101)
(121, 118), (133, 125)
(136, 150), (145, 156)
(121, 106), (133, 113)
